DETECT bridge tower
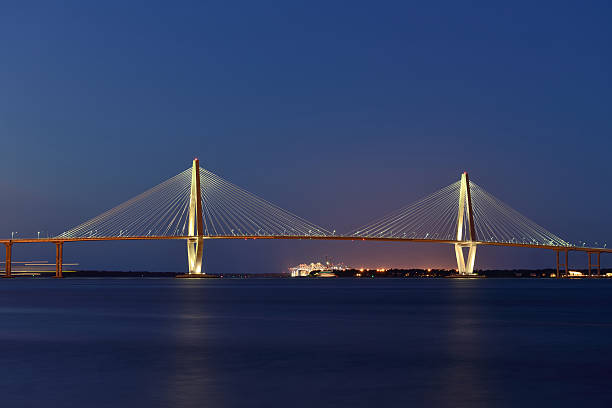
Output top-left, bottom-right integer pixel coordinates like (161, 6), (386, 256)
(187, 158), (204, 274)
(455, 172), (477, 275)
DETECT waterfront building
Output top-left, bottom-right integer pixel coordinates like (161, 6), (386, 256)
(289, 261), (346, 277)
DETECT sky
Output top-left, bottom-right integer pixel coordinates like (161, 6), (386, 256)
(1, 0), (611, 272)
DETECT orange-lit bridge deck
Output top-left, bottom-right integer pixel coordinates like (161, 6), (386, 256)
(0, 235), (609, 278)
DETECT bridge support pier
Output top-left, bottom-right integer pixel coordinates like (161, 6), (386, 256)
(3, 243), (12, 278)
(587, 252), (601, 277)
(598, 252), (601, 276)
(55, 242), (63, 278)
(455, 243), (477, 275)
(555, 250), (568, 278)
(187, 237), (203, 274)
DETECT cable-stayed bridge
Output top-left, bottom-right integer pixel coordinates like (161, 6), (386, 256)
(1, 159), (608, 278)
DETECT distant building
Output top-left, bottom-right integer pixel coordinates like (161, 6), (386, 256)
(289, 261), (346, 277)
(568, 270), (584, 277)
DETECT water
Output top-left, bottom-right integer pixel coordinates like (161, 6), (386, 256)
(2, 278), (612, 407)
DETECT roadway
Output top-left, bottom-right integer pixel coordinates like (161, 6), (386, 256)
(0, 235), (610, 253)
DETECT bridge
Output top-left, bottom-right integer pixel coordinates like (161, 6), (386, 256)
(1, 159), (609, 278)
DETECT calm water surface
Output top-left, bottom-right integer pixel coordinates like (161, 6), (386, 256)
(1, 278), (612, 407)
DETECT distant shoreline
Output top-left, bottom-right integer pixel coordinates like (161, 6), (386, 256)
(10, 268), (611, 278)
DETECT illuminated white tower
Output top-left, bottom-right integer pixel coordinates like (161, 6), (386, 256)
(454, 172), (477, 275)
(187, 158), (204, 274)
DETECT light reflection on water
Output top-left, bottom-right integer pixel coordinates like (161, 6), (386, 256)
(165, 282), (222, 408)
(1, 278), (612, 407)
(437, 281), (492, 407)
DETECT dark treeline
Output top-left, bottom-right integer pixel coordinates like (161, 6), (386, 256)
(315, 268), (612, 278)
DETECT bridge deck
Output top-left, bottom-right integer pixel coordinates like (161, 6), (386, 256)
(0, 236), (609, 253)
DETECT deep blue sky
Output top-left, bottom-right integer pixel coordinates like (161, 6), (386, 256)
(1, 1), (611, 272)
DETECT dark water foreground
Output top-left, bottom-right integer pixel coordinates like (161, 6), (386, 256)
(1, 278), (612, 408)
